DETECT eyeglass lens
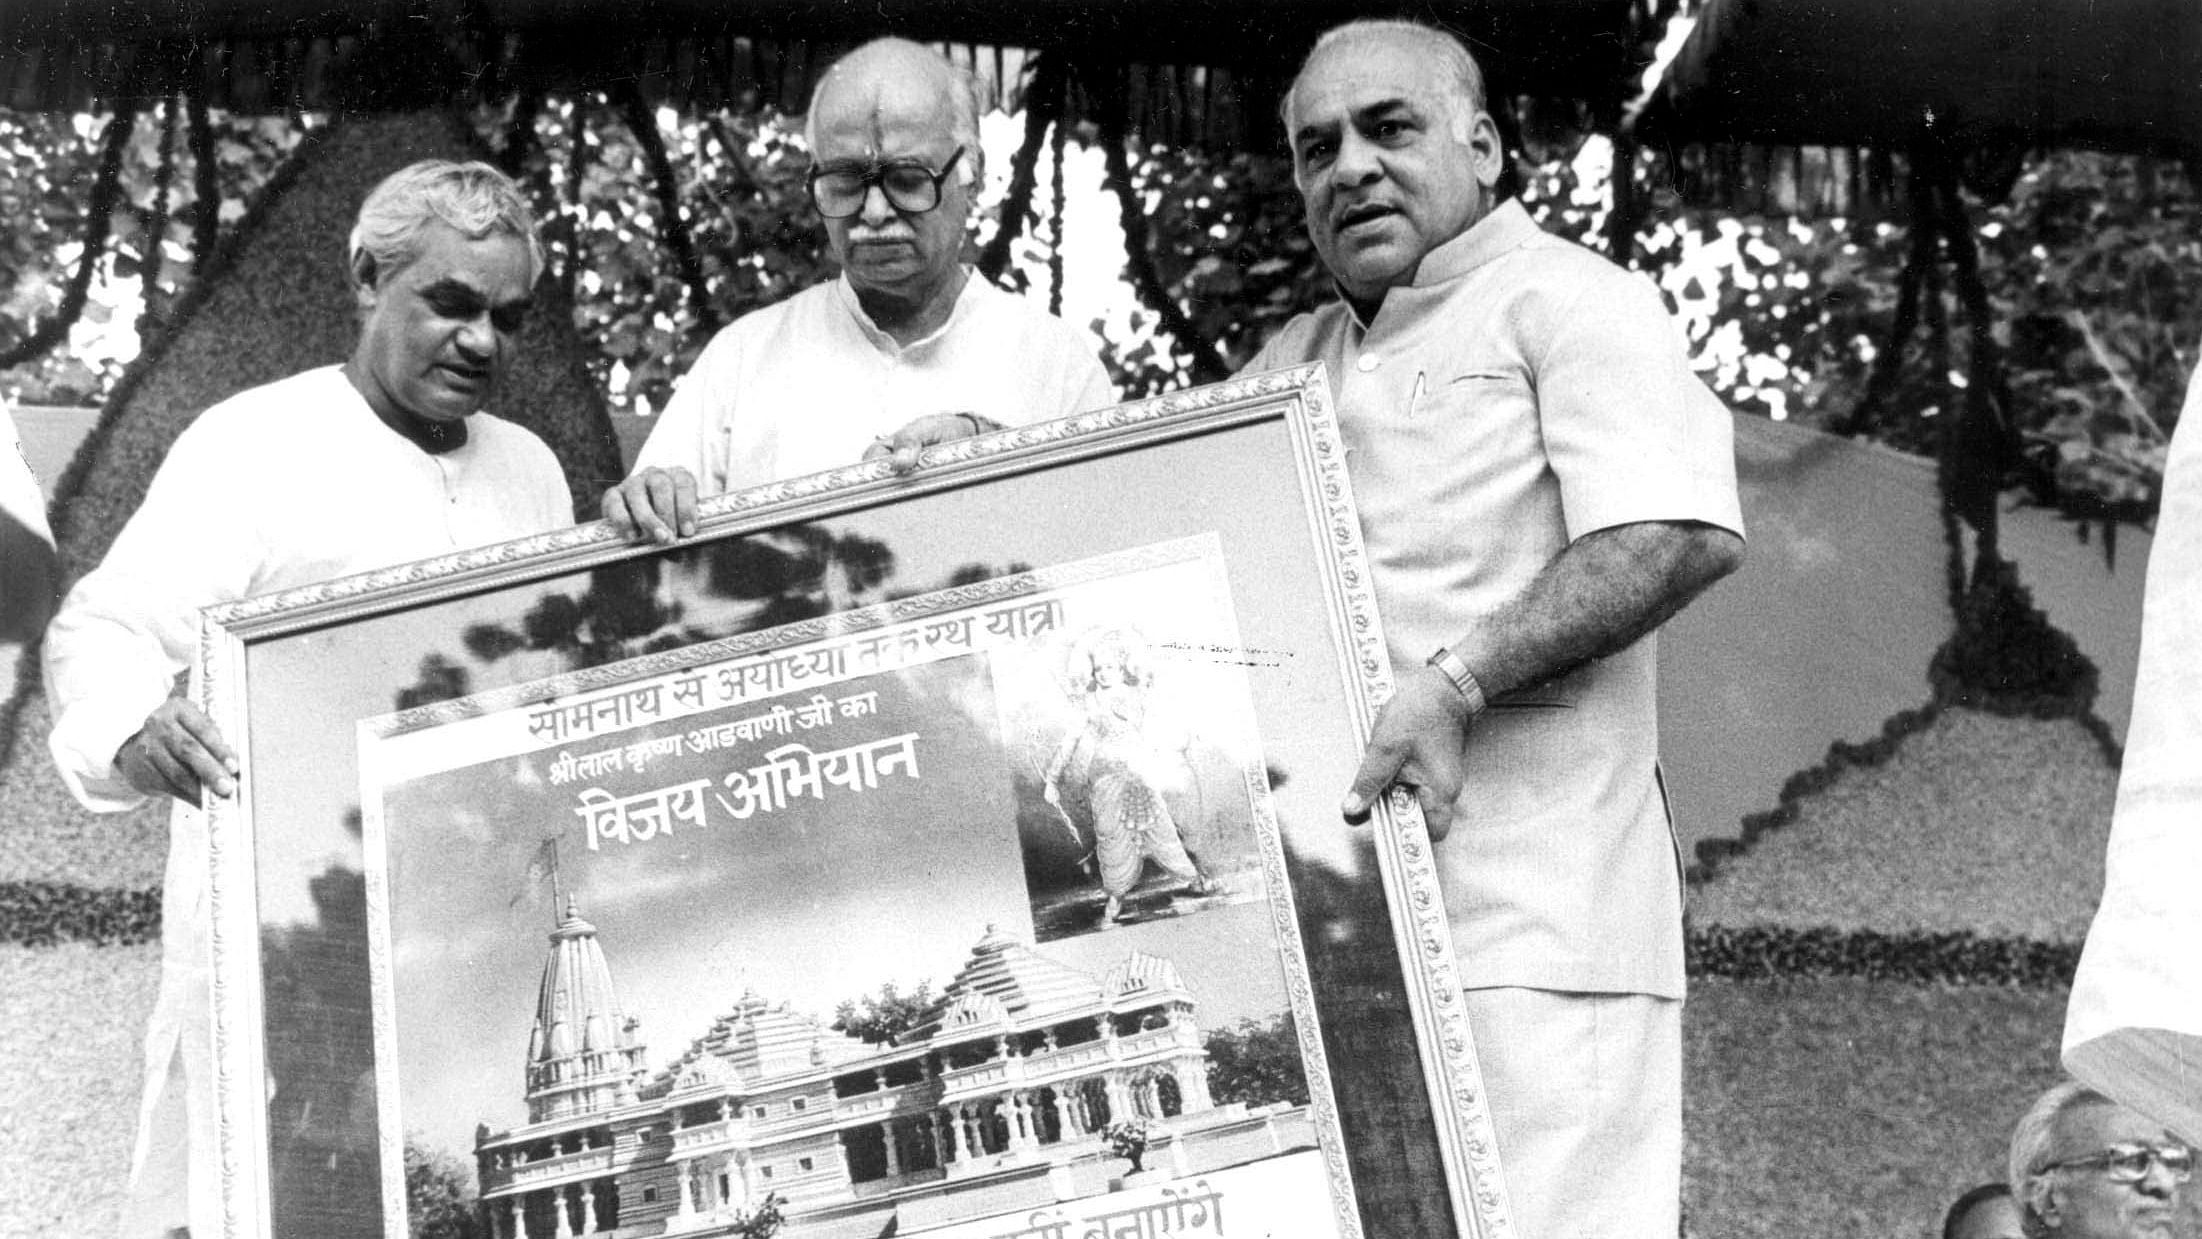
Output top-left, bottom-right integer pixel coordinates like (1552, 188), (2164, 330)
(2103, 1144), (2194, 1181)
(808, 149), (961, 219)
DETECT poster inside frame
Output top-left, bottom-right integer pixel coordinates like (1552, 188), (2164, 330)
(199, 366), (1512, 1239)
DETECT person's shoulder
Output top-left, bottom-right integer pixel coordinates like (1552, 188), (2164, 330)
(696, 282), (837, 353)
(179, 365), (352, 446)
(1247, 302), (1350, 370)
(1504, 225), (1661, 306)
(1492, 218), (1619, 277)
(964, 277), (1076, 332)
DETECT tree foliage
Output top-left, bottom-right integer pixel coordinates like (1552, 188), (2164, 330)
(1201, 1013), (1308, 1108)
(12, 89), (2195, 524)
(1099, 132), (2197, 522)
(490, 96), (829, 420)
(831, 979), (938, 1045)
(0, 105), (309, 402)
(1093, 141), (1324, 397)
(405, 1141), (484, 1239)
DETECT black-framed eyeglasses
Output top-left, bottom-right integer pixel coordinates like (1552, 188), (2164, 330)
(2040, 1141), (2196, 1184)
(806, 146), (966, 220)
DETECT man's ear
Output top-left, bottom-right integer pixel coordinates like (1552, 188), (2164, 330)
(1464, 109), (1504, 190)
(2036, 1180), (2063, 1231)
(349, 250), (380, 314)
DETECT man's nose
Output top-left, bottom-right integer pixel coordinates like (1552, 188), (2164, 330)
(857, 182), (898, 227)
(2137, 1159), (2179, 1197)
(1331, 131), (1383, 187)
(455, 312), (497, 358)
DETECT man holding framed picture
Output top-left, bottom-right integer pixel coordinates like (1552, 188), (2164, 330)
(605, 37), (1115, 543)
(1248, 19), (1746, 1239)
(44, 160), (574, 1239)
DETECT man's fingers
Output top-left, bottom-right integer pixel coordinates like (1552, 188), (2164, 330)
(670, 469), (698, 537)
(178, 743), (235, 801)
(174, 704), (238, 773)
(600, 485), (637, 537)
(1340, 740), (1406, 820)
(1419, 785), (1455, 841)
(637, 472), (682, 543)
(139, 741), (201, 805)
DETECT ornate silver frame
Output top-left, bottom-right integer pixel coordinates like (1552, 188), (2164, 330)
(198, 365), (1513, 1239)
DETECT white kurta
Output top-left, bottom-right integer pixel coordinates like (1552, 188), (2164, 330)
(2064, 359), (2202, 1146)
(633, 272), (1116, 495)
(44, 365), (572, 1238)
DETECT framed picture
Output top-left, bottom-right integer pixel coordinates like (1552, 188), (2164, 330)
(200, 366), (1512, 1239)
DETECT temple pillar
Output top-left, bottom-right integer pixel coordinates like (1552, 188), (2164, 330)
(552, 1184), (574, 1238)
(1052, 1089), (1075, 1137)
(1105, 1073), (1132, 1122)
(508, 1197), (527, 1239)
(1010, 1091), (1034, 1149)
(677, 1159), (697, 1217)
(882, 1118), (903, 1177)
(580, 1181), (598, 1233)
(724, 1151), (748, 1208)
(961, 1103), (984, 1156)
(1177, 1060), (1213, 1111)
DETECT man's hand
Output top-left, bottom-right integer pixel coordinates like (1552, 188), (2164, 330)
(862, 412), (999, 475)
(1340, 666), (1474, 840)
(117, 698), (239, 806)
(602, 466), (699, 544)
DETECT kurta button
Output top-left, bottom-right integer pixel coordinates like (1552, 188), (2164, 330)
(1356, 354), (1380, 373)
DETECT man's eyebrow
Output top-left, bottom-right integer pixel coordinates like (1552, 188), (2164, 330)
(420, 277), (487, 302)
(1353, 98), (1415, 123)
(1292, 118), (1338, 145)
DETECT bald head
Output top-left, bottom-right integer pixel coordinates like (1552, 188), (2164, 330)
(804, 38), (984, 184)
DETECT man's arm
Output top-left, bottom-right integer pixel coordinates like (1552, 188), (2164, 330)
(1342, 519), (1743, 838)
(45, 417), (256, 810)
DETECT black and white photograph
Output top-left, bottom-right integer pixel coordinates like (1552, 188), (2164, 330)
(6, 3), (2202, 1239)
(356, 542), (1329, 1239)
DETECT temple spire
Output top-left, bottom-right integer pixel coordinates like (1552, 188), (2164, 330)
(523, 899), (647, 1123)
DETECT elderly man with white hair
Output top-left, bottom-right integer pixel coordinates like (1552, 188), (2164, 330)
(2009, 1081), (2194, 1239)
(45, 159), (573, 1239)
(605, 37), (1114, 541)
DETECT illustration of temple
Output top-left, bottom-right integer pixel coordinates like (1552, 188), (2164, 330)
(473, 906), (1299, 1238)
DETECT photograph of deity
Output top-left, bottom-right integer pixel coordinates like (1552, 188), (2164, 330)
(353, 537), (1350, 1239)
(1000, 623), (1273, 941)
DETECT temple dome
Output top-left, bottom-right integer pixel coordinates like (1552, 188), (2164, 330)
(901, 924), (1110, 1043)
(524, 899), (647, 1122)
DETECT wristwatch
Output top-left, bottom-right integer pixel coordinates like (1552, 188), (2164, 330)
(1426, 646), (1488, 716)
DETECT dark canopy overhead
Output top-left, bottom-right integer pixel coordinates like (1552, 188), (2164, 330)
(1635, 0), (2202, 161)
(0, 0), (1668, 147)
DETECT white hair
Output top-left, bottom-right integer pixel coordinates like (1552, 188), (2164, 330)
(346, 160), (543, 288)
(802, 40), (986, 186)
(1282, 18), (1492, 140)
(2008, 1081), (2112, 1237)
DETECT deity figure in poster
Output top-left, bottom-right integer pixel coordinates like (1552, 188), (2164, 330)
(1043, 626), (1219, 923)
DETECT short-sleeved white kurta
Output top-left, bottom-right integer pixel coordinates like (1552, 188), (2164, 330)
(1249, 200), (1745, 998)
(633, 272), (1116, 495)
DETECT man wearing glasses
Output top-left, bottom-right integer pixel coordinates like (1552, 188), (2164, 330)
(606, 37), (1114, 541)
(2010, 1081), (2195, 1238)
